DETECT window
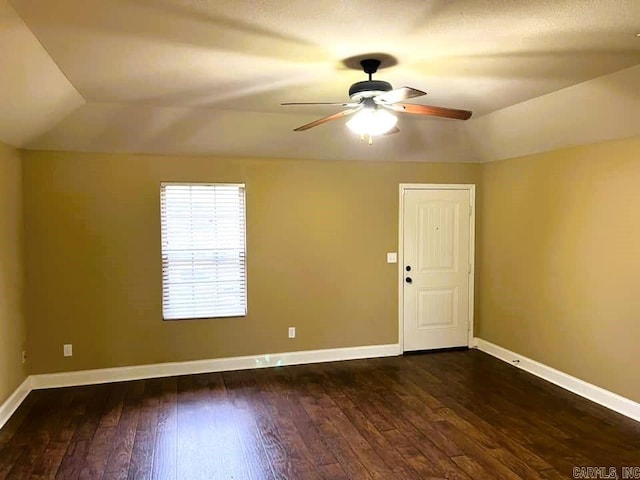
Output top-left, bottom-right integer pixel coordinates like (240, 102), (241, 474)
(160, 183), (247, 320)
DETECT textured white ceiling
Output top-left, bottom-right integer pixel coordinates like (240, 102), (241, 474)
(0, 1), (84, 146)
(2, 0), (640, 161)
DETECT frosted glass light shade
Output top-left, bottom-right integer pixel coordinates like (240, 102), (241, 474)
(346, 108), (398, 136)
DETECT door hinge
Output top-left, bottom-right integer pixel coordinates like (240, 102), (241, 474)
(468, 263), (472, 274)
(469, 204), (473, 216)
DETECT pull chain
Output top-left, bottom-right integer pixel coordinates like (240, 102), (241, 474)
(358, 134), (375, 145)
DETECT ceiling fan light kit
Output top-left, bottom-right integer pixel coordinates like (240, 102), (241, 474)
(346, 106), (398, 136)
(281, 56), (473, 144)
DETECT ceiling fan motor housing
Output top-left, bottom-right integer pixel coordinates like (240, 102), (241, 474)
(349, 80), (393, 101)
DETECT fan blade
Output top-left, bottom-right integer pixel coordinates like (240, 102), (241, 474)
(389, 103), (472, 120)
(375, 87), (426, 104)
(385, 125), (400, 135)
(282, 101), (360, 107)
(293, 108), (359, 131)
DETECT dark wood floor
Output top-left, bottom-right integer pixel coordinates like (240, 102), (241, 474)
(0, 350), (639, 479)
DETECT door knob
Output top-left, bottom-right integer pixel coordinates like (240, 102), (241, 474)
(405, 277), (412, 283)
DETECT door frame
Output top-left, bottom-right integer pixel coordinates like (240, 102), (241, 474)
(398, 183), (476, 352)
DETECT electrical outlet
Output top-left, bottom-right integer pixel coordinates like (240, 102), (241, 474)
(21, 350), (27, 364)
(288, 327), (296, 339)
(63, 344), (73, 357)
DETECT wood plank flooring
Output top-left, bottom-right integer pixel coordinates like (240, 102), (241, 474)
(0, 350), (638, 479)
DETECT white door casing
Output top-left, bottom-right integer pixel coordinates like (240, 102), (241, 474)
(399, 185), (475, 351)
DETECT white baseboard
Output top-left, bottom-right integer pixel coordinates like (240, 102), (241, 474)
(0, 377), (32, 430)
(475, 337), (640, 423)
(30, 343), (401, 389)
(5, 340), (639, 429)
(1, 343), (400, 428)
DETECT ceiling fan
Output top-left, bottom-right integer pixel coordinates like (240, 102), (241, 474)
(282, 58), (473, 144)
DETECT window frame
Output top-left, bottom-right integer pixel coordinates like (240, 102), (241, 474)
(160, 181), (247, 321)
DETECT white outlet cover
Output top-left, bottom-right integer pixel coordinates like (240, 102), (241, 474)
(387, 252), (397, 263)
(288, 327), (296, 338)
(63, 344), (73, 357)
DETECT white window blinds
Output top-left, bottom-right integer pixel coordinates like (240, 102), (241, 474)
(160, 183), (247, 320)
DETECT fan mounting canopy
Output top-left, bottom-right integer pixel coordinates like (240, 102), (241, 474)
(360, 58), (382, 75)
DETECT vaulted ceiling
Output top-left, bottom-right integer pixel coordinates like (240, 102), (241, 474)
(2, 0), (640, 162)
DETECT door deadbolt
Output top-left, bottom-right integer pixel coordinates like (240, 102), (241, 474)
(405, 277), (413, 283)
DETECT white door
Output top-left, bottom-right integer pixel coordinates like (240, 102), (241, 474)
(402, 187), (473, 351)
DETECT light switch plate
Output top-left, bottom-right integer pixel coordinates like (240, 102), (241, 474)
(63, 344), (73, 357)
(387, 252), (397, 263)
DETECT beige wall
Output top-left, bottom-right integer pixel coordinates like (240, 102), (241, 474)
(22, 151), (480, 374)
(477, 136), (640, 403)
(0, 142), (27, 404)
(18, 136), (640, 405)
